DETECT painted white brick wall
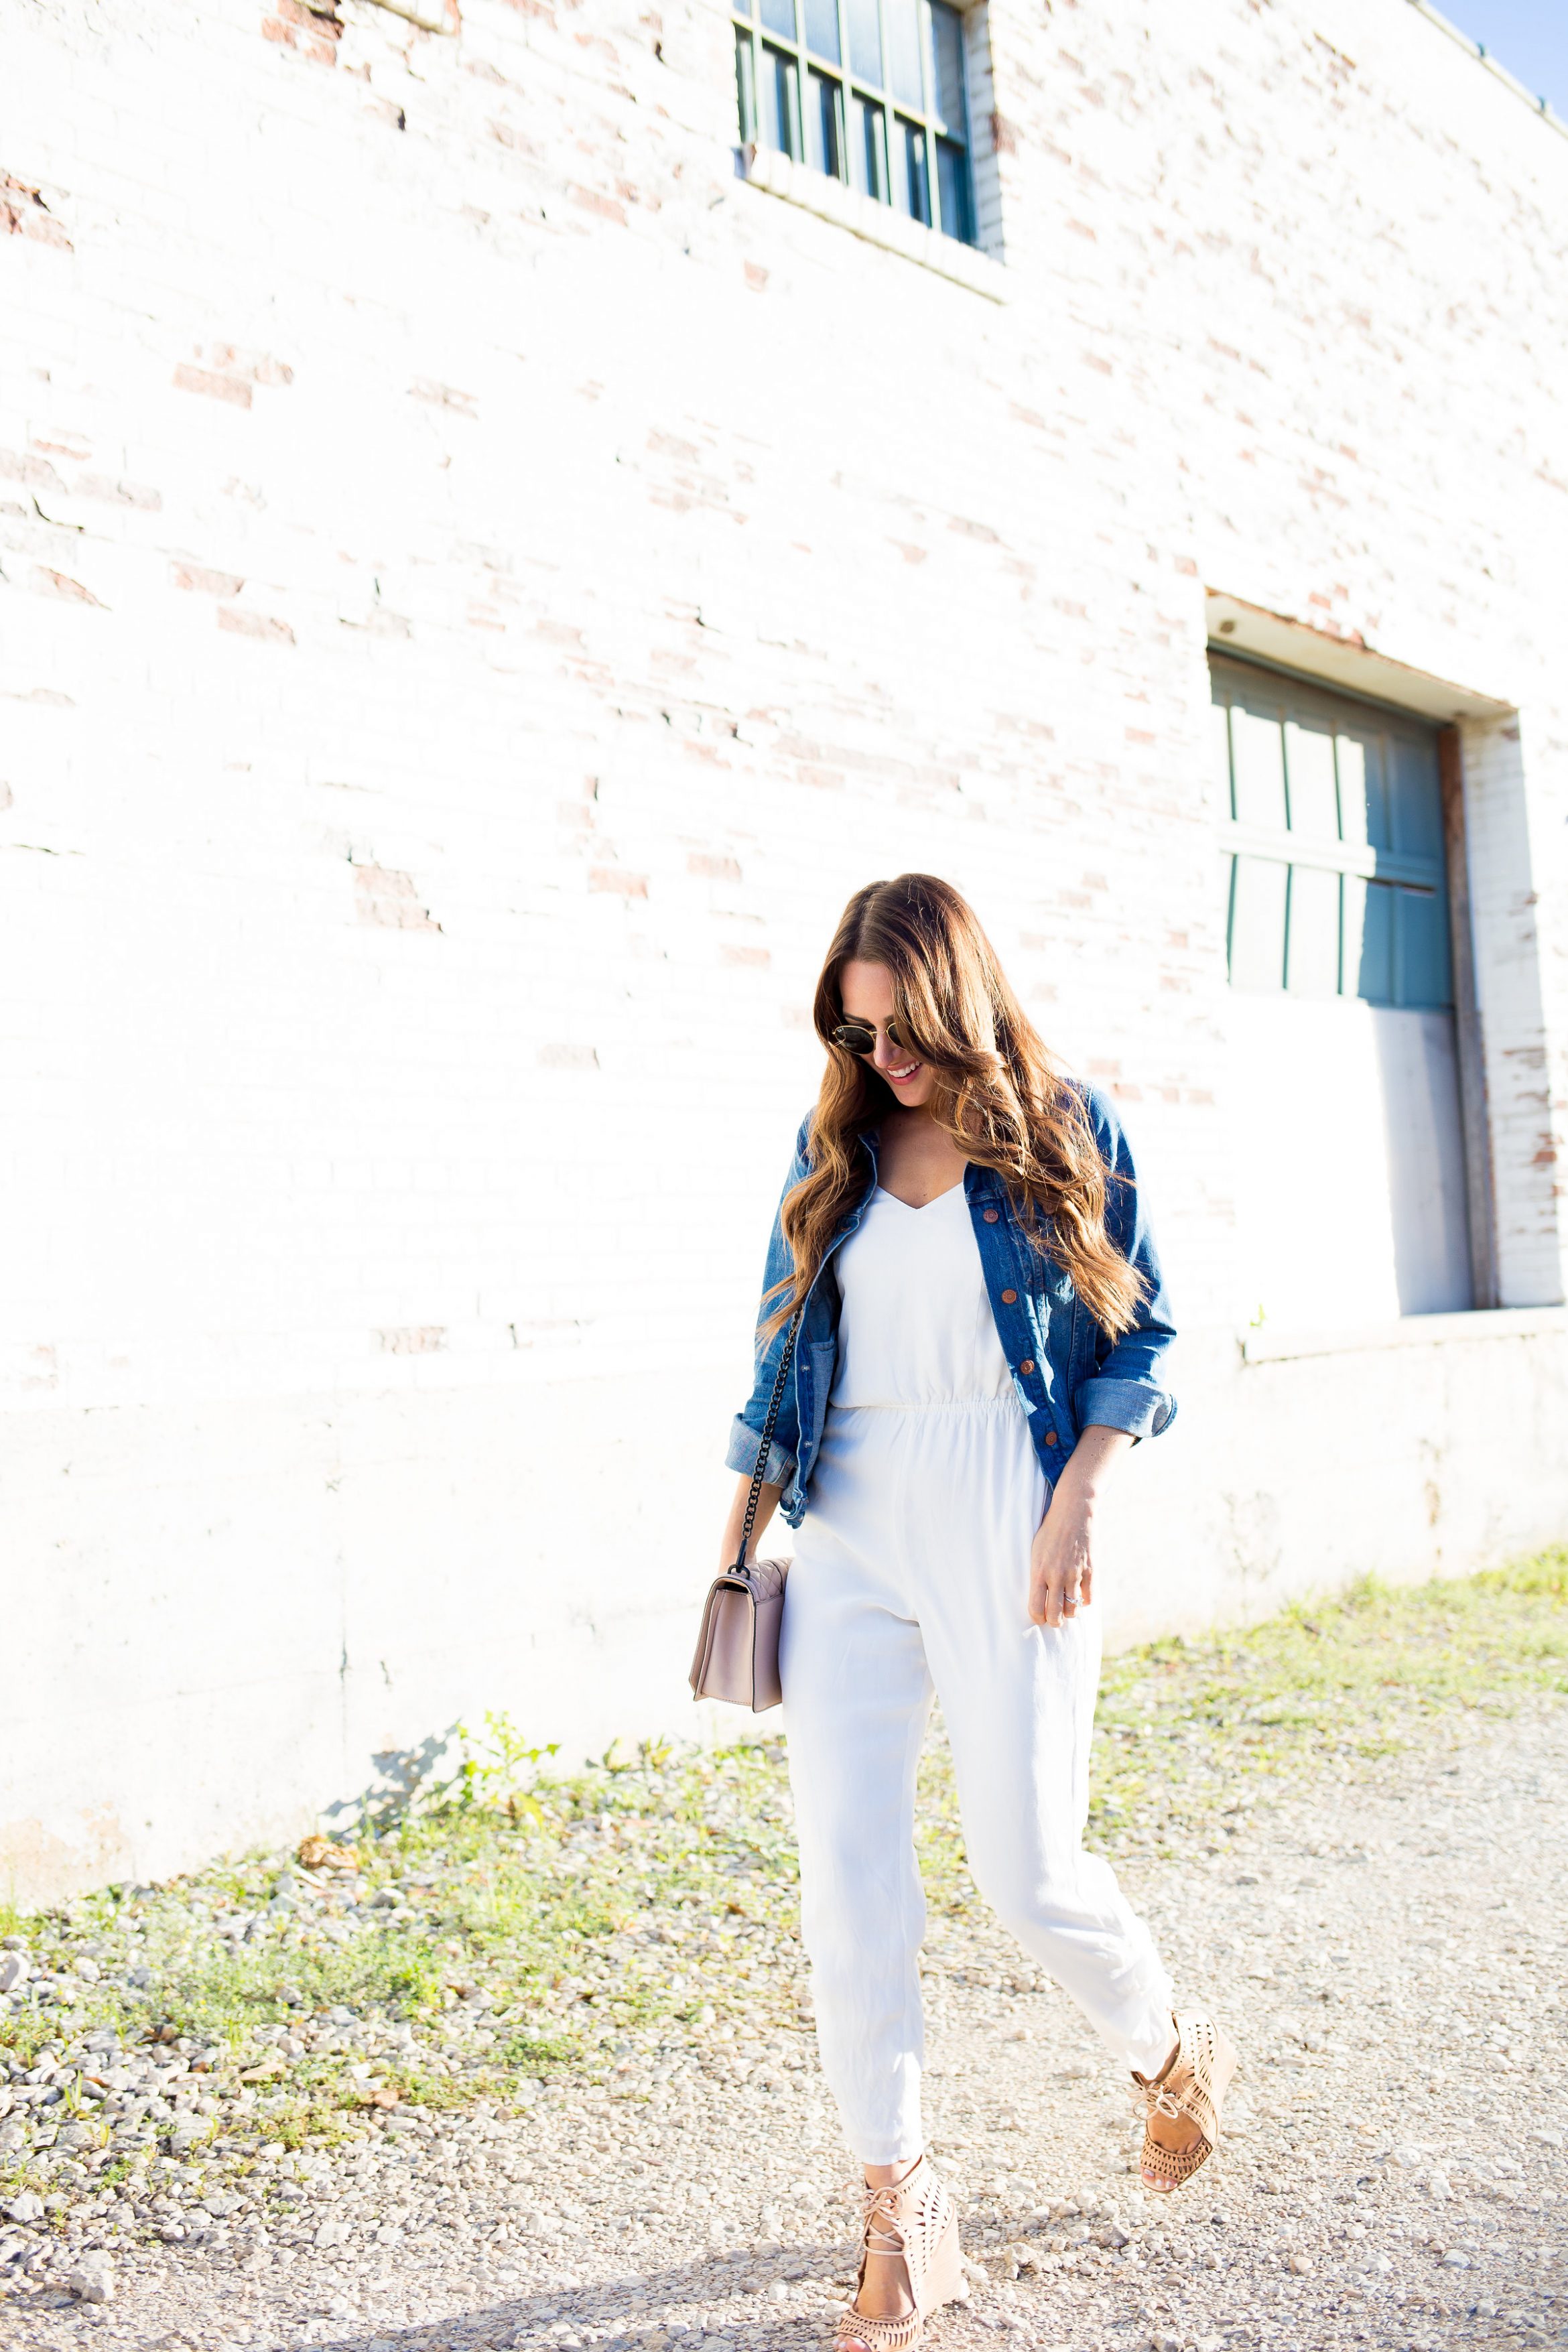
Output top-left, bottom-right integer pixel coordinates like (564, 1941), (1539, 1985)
(2, 0), (1566, 1903)
(1460, 714), (1567, 1307)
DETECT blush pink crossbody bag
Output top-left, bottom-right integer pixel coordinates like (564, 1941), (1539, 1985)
(688, 1303), (804, 1713)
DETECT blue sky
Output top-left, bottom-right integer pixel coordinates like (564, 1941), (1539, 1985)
(1443, 0), (1568, 114)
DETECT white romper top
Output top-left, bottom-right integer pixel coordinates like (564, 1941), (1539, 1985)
(830, 1182), (1016, 1409)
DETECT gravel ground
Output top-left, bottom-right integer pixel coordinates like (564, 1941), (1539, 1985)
(3, 1693), (1564, 2352)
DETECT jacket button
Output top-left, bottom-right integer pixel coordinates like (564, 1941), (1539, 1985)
(1019, 1358), (1035, 1374)
(983, 1209), (1000, 1224)
(1043, 1429), (1058, 1447)
(1000, 1288), (1017, 1305)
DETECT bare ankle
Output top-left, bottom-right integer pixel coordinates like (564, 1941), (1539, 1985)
(863, 2155), (921, 2190)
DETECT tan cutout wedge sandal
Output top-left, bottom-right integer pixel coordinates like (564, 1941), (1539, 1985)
(834, 2155), (964, 2352)
(1132, 2011), (1238, 2193)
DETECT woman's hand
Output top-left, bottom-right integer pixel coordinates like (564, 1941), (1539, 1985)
(1028, 1425), (1134, 1628)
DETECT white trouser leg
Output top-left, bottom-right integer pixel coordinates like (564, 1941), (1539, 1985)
(921, 1581), (1175, 2081)
(782, 1400), (1175, 2166)
(780, 1546), (934, 2166)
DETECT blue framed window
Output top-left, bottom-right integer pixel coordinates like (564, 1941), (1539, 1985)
(734, 0), (976, 245)
(1210, 654), (1453, 1008)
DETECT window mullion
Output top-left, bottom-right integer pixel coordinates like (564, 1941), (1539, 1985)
(834, 0), (854, 184)
(1226, 854), (1240, 978)
(1282, 864), (1294, 993)
(870, 101), (889, 200)
(1218, 818), (1439, 892)
(921, 0), (941, 236)
(786, 43), (803, 161)
(1336, 872), (1349, 997)
(736, 28), (757, 146)
(874, 0), (893, 207)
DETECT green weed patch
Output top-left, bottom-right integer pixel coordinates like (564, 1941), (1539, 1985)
(2, 1549), (1561, 2203)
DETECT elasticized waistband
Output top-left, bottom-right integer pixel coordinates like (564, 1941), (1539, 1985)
(826, 1396), (1023, 1416)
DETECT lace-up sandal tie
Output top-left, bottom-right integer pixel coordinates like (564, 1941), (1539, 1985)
(1132, 2011), (1238, 2193)
(834, 2155), (963, 2352)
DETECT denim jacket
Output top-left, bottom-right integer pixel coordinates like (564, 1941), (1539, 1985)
(726, 1087), (1177, 1528)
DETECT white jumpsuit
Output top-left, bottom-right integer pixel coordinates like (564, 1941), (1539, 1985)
(779, 1181), (1175, 2165)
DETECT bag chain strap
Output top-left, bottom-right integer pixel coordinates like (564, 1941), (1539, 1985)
(734, 1302), (805, 1572)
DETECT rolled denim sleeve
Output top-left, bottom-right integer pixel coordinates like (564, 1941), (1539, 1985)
(725, 1415), (797, 1487)
(1073, 1087), (1178, 1439)
(726, 1119), (812, 1484)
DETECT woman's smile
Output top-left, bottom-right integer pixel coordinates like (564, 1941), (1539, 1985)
(838, 956), (940, 1108)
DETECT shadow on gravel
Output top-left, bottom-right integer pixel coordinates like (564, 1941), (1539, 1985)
(304, 2237), (855, 2352)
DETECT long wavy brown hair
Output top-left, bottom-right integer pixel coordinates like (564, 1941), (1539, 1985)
(768, 874), (1145, 1339)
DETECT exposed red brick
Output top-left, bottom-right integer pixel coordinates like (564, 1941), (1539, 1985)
(588, 868), (648, 897)
(31, 568), (105, 606)
(488, 120), (542, 154)
(688, 853), (741, 880)
(203, 344), (292, 387)
(0, 450), (66, 490)
(173, 564), (243, 597)
(218, 608), (295, 645)
(569, 185), (628, 224)
(174, 364), (253, 408)
(271, 0), (342, 50)
(353, 864), (441, 930)
(1, 173), (72, 251)
(744, 262), (769, 291)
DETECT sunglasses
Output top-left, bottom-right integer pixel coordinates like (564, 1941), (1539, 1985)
(830, 1016), (915, 1056)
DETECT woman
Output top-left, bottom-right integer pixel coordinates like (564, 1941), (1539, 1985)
(720, 876), (1235, 2352)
